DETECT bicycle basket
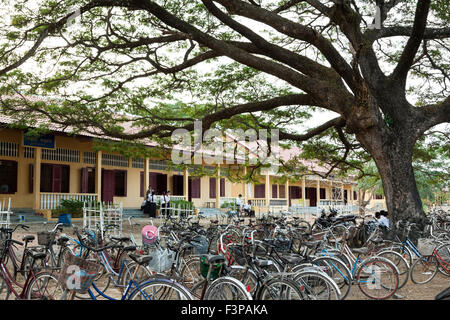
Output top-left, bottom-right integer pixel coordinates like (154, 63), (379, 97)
(418, 238), (435, 256)
(147, 247), (176, 273)
(142, 225), (159, 246)
(312, 231), (327, 241)
(200, 256), (222, 280)
(229, 245), (247, 265)
(191, 235), (209, 255)
(58, 253), (102, 294)
(37, 231), (54, 246)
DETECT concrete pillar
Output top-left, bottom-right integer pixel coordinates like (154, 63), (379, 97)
(302, 177), (306, 207)
(33, 148), (42, 211)
(183, 168), (189, 200)
(144, 157), (149, 194)
(215, 165), (220, 209)
(316, 177), (320, 207)
(95, 150), (102, 201)
(265, 173), (270, 211)
(243, 166), (247, 201)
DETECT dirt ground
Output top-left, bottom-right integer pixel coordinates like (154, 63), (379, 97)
(5, 217), (449, 300)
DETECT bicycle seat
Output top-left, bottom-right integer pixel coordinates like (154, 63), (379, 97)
(280, 254), (303, 265)
(123, 245), (137, 252)
(370, 237), (384, 244)
(129, 254), (153, 265)
(303, 240), (322, 249)
(30, 251), (47, 260)
(57, 236), (70, 245)
(22, 235), (35, 242)
(211, 220), (218, 224)
(201, 254), (225, 264)
(352, 247), (369, 255)
(112, 236), (131, 243)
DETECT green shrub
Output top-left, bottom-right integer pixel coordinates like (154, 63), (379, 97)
(51, 199), (84, 218)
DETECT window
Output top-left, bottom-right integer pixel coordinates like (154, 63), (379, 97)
(102, 153), (128, 167)
(0, 141), (19, 157)
(220, 178), (225, 197)
(23, 147), (35, 159)
(42, 148), (80, 163)
(81, 168), (95, 194)
(83, 152), (96, 164)
(254, 184), (265, 198)
(190, 178), (201, 198)
(209, 177), (216, 198)
(114, 170), (127, 196)
(375, 194), (384, 200)
(279, 185), (286, 198)
(272, 185), (278, 198)
(289, 186), (301, 199)
(40, 163), (70, 193)
(132, 158), (144, 169)
(353, 191), (358, 200)
(0, 160), (17, 194)
(320, 188), (326, 199)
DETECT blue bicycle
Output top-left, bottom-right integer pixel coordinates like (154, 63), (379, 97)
(59, 226), (193, 301)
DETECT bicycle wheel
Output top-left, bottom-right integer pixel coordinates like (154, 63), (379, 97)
(257, 277), (305, 300)
(203, 276), (252, 300)
(227, 265), (259, 296)
(435, 243), (450, 276)
(0, 275), (10, 300)
(356, 257), (399, 299)
(119, 261), (153, 288)
(179, 256), (202, 290)
(293, 269), (341, 300)
(386, 243), (413, 267)
(128, 278), (194, 300)
(410, 255), (439, 284)
(376, 250), (409, 289)
(26, 271), (64, 300)
(312, 256), (352, 300)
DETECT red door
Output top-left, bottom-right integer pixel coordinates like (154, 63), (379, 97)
(102, 169), (115, 203)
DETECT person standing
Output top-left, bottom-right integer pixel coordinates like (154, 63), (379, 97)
(147, 190), (157, 218)
(161, 191), (171, 219)
(236, 194), (244, 217)
(143, 185), (153, 217)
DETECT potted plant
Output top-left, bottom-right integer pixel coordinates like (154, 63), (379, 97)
(51, 199), (84, 226)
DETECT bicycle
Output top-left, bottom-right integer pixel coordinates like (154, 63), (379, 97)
(59, 226), (193, 301)
(0, 227), (62, 300)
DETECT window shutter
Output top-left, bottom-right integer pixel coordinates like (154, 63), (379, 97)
(192, 178), (201, 198)
(123, 170), (127, 197)
(209, 177), (216, 198)
(254, 184), (265, 198)
(140, 172), (144, 197)
(29, 163), (34, 193)
(272, 184), (277, 198)
(279, 185), (285, 198)
(81, 168), (88, 193)
(52, 165), (62, 193)
(220, 178), (225, 197)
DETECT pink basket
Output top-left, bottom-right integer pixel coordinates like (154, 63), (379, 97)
(142, 225), (159, 246)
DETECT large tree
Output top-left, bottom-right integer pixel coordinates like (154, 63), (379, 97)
(1, 0), (449, 230)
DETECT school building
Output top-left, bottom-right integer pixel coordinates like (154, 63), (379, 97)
(0, 114), (386, 217)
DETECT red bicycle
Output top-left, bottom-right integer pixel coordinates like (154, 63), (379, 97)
(0, 225), (62, 300)
(410, 242), (450, 284)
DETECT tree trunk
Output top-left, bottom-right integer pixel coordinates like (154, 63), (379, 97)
(356, 122), (426, 233)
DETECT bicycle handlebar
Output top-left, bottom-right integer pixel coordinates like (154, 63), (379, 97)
(72, 227), (120, 253)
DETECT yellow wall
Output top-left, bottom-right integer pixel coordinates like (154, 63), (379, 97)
(0, 127), (363, 211)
